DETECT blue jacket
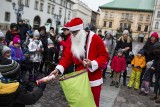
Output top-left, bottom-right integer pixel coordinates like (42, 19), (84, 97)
(10, 46), (26, 63)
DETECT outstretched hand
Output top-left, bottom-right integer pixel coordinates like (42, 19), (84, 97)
(83, 59), (92, 68)
(50, 69), (59, 77)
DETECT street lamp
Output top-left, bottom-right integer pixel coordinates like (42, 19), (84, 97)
(12, 2), (24, 22)
(53, 14), (62, 35)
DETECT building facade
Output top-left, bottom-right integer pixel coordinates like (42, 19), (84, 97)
(99, 0), (155, 41)
(151, 0), (160, 37)
(72, 0), (92, 28)
(0, 0), (74, 31)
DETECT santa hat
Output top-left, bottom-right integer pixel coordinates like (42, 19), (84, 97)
(13, 37), (21, 45)
(0, 32), (4, 38)
(47, 38), (53, 44)
(2, 46), (11, 55)
(33, 30), (40, 37)
(123, 30), (129, 35)
(61, 22), (70, 30)
(68, 17), (84, 31)
(151, 32), (159, 39)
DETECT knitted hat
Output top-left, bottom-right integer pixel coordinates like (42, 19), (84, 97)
(0, 58), (20, 79)
(61, 22), (70, 30)
(33, 30), (40, 37)
(48, 38), (53, 44)
(13, 37), (21, 45)
(10, 23), (18, 29)
(106, 30), (112, 35)
(138, 49), (144, 55)
(0, 32), (4, 38)
(123, 30), (129, 35)
(27, 30), (33, 36)
(118, 48), (123, 54)
(68, 17), (84, 31)
(2, 46), (11, 55)
(151, 32), (159, 39)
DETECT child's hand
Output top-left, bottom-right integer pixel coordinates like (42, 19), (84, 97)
(151, 67), (155, 71)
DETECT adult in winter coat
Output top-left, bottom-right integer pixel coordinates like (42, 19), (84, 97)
(115, 30), (132, 86)
(102, 30), (116, 79)
(141, 32), (159, 86)
(5, 23), (20, 46)
(50, 18), (108, 107)
(0, 57), (46, 107)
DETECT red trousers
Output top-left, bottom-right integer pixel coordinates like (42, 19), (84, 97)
(91, 85), (102, 107)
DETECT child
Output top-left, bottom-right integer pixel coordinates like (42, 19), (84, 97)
(110, 49), (126, 88)
(28, 30), (44, 81)
(128, 50), (146, 90)
(1, 45), (11, 59)
(10, 36), (26, 63)
(0, 57), (46, 107)
(0, 32), (6, 56)
(43, 38), (56, 75)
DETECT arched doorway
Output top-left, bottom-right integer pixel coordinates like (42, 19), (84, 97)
(47, 19), (52, 26)
(33, 16), (41, 30)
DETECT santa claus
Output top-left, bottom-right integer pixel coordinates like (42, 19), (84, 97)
(50, 17), (108, 107)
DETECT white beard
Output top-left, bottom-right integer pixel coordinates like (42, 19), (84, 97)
(71, 30), (87, 60)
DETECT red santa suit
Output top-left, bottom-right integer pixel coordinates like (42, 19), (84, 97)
(56, 18), (108, 107)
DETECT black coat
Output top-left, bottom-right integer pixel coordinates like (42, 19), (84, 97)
(43, 47), (56, 62)
(5, 31), (20, 46)
(0, 83), (43, 107)
(17, 24), (27, 41)
(115, 38), (132, 62)
(143, 39), (158, 62)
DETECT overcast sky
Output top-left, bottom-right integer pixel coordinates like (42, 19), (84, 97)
(83, 0), (113, 11)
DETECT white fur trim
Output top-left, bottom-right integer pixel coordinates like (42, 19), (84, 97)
(56, 65), (64, 74)
(90, 78), (103, 87)
(88, 60), (98, 72)
(69, 24), (83, 31)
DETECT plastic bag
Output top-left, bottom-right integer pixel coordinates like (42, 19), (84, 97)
(59, 70), (96, 107)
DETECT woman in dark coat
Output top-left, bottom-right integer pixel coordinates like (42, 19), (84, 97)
(115, 30), (132, 86)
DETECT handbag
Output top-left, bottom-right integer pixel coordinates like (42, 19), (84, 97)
(59, 70), (96, 107)
(127, 51), (134, 64)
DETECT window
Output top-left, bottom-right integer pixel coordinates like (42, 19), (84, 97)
(155, 22), (159, 29)
(125, 13), (129, 19)
(144, 25), (148, 32)
(68, 11), (71, 20)
(105, 12), (108, 18)
(18, 0), (22, 5)
(59, 8), (62, 16)
(137, 25), (141, 31)
(121, 13), (125, 19)
(124, 23), (127, 29)
(64, 1), (66, 6)
(60, 0), (63, 5)
(129, 14), (133, 20)
(139, 14), (143, 21)
(48, 5), (51, 14)
(35, 1), (38, 10)
(40, 3), (43, 11)
(103, 21), (107, 27)
(110, 12), (114, 18)
(52, 6), (55, 15)
(70, 4), (72, 9)
(6, 0), (11, 1)
(157, 11), (160, 18)
(146, 15), (150, 21)
(109, 22), (112, 28)
(5, 12), (10, 22)
(25, 0), (29, 7)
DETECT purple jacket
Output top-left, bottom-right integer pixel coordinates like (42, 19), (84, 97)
(10, 46), (25, 63)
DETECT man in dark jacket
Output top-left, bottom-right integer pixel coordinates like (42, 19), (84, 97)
(0, 57), (46, 107)
(17, 19), (27, 44)
(38, 26), (48, 73)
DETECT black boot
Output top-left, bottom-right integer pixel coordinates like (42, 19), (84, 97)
(110, 81), (115, 86)
(115, 82), (119, 88)
(123, 79), (126, 86)
(123, 70), (127, 86)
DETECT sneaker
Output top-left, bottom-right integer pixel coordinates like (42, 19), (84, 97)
(155, 96), (160, 103)
(150, 94), (158, 100)
(110, 81), (115, 86)
(115, 82), (119, 88)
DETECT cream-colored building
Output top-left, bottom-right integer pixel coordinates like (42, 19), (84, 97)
(99, 0), (155, 41)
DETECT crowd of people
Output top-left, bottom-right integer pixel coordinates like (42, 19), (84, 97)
(0, 17), (160, 107)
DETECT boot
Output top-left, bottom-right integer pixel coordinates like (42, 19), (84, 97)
(150, 94), (158, 100)
(110, 81), (115, 86)
(115, 82), (119, 88)
(155, 96), (160, 103)
(123, 79), (126, 86)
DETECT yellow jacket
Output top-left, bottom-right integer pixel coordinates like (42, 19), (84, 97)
(131, 55), (146, 72)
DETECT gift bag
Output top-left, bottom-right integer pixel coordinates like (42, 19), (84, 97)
(59, 70), (96, 107)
